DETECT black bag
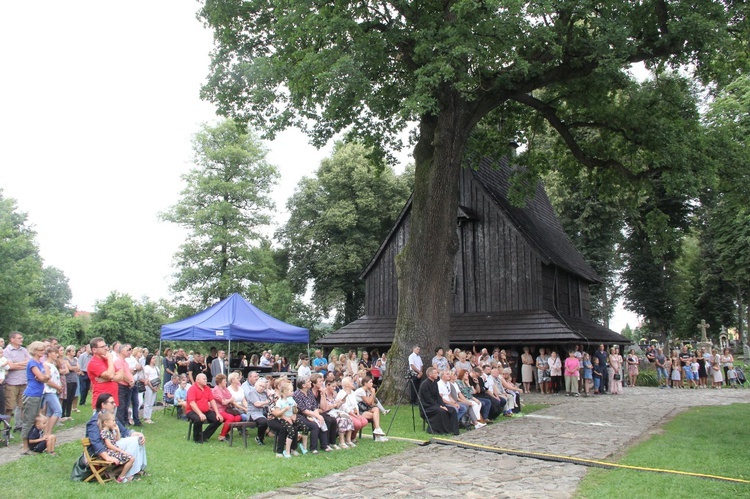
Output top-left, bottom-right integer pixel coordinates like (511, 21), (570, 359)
(149, 377), (161, 390)
(226, 405), (242, 416)
(613, 373), (621, 381)
(136, 380), (147, 393)
(357, 401), (372, 413)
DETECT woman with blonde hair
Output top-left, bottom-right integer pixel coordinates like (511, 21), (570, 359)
(21, 342), (49, 454)
(335, 376), (369, 440)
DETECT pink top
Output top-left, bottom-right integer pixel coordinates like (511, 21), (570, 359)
(212, 385), (232, 408)
(564, 357), (580, 376)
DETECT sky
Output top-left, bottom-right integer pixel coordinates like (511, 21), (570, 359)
(0, 2), (639, 331)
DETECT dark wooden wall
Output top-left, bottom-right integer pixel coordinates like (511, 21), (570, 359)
(364, 215), (408, 316)
(453, 170), (543, 313)
(541, 264), (589, 319)
(363, 168), (592, 319)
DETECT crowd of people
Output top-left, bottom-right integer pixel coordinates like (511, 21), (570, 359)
(161, 349), (393, 456)
(2, 330), (744, 481)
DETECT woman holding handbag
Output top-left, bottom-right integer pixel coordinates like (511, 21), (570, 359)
(608, 347), (623, 394)
(211, 373), (243, 441)
(142, 354), (160, 424)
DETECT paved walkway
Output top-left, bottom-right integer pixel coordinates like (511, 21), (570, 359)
(254, 387), (750, 498)
(0, 422), (83, 466)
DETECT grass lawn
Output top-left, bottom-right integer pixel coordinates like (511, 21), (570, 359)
(576, 403), (750, 498)
(0, 402), (547, 498)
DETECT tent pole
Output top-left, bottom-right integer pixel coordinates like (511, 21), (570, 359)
(228, 339), (231, 365)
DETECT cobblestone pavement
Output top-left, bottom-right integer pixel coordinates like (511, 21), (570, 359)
(254, 387), (750, 498)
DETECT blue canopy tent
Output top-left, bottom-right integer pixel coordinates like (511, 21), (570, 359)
(160, 293), (309, 362)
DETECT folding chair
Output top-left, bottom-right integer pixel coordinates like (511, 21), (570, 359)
(81, 437), (115, 484)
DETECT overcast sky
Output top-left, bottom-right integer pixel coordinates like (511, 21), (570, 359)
(0, 2), (638, 331)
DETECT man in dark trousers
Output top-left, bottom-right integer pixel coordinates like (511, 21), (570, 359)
(185, 373), (224, 443)
(418, 367), (459, 435)
(593, 344), (609, 393)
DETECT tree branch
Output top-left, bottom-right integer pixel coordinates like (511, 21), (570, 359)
(510, 93), (636, 178)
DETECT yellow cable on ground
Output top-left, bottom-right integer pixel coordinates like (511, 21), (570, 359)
(430, 437), (750, 485)
(361, 433), (430, 445)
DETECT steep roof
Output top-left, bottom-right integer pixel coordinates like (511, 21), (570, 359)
(472, 157), (600, 283)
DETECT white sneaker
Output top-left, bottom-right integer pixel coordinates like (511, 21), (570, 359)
(375, 435), (389, 442)
(372, 427), (385, 436)
(475, 422), (486, 429)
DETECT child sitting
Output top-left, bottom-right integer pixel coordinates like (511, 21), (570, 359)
(174, 379), (189, 420)
(28, 415), (57, 456)
(275, 381), (308, 458)
(98, 412), (135, 483)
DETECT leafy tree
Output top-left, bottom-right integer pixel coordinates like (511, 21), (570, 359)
(545, 169), (625, 327)
(199, 0), (745, 399)
(0, 191), (43, 334)
(621, 171), (695, 345)
(88, 292), (170, 350)
(279, 142), (412, 327)
(704, 75), (750, 347)
(161, 119), (279, 307)
(33, 266), (73, 313)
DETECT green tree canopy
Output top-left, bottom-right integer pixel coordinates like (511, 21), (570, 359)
(279, 142), (412, 327)
(161, 119), (279, 307)
(200, 0), (747, 400)
(88, 292), (171, 350)
(0, 191), (43, 334)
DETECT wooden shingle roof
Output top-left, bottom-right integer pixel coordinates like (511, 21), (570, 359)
(472, 157), (601, 283)
(317, 311), (627, 348)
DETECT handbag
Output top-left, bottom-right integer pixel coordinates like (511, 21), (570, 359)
(149, 377), (161, 389)
(613, 373), (621, 381)
(226, 405), (242, 416)
(357, 401), (372, 413)
(70, 454), (92, 482)
(136, 380), (147, 393)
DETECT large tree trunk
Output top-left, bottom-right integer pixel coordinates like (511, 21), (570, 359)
(379, 100), (476, 403)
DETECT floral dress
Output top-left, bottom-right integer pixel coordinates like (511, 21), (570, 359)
(100, 429), (130, 464)
(325, 392), (354, 432)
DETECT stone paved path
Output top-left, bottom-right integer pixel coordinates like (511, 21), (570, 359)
(254, 387), (750, 498)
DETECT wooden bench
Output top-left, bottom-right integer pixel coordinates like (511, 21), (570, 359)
(228, 421), (257, 447)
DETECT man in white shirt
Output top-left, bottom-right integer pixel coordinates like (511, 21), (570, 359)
(259, 351), (272, 368)
(482, 365), (507, 415)
(408, 345), (423, 404)
(437, 370), (467, 424)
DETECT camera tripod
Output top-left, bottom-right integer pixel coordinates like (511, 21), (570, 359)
(384, 372), (433, 436)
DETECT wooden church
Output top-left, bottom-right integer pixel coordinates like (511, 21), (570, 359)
(318, 157), (628, 350)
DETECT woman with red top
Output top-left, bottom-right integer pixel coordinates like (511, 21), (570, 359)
(211, 374), (242, 442)
(563, 351), (580, 397)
